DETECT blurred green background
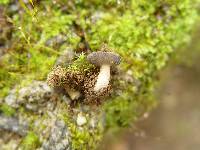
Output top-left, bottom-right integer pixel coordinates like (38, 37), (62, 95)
(101, 25), (200, 150)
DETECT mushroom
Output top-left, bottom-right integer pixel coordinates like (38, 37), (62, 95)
(87, 51), (121, 92)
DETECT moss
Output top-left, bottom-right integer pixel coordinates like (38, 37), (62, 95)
(57, 104), (103, 150)
(1, 0), (200, 149)
(0, 0), (10, 5)
(174, 23), (200, 66)
(0, 104), (16, 116)
(87, 0), (200, 130)
(67, 53), (94, 73)
(19, 132), (40, 150)
(68, 116), (103, 150)
(0, 2), (75, 97)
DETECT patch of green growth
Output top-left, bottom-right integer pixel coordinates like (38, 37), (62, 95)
(58, 104), (103, 150)
(19, 132), (40, 150)
(67, 53), (94, 73)
(70, 125), (91, 150)
(104, 77), (156, 131)
(0, 0), (10, 5)
(88, 0), (199, 75)
(69, 121), (103, 150)
(0, 3), (76, 98)
(86, 0), (200, 130)
(174, 23), (200, 67)
(0, 47), (57, 97)
(1, 0), (200, 149)
(12, 5), (75, 44)
(104, 93), (138, 130)
(0, 104), (16, 116)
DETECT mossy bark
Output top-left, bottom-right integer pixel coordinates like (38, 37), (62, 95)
(0, 0), (200, 149)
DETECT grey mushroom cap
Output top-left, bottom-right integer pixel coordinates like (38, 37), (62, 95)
(87, 51), (121, 66)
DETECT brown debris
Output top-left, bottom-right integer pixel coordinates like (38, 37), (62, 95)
(47, 66), (66, 87)
(83, 70), (112, 105)
(47, 66), (113, 105)
(64, 72), (85, 90)
(0, 7), (13, 54)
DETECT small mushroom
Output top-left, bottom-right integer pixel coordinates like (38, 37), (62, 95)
(87, 51), (121, 92)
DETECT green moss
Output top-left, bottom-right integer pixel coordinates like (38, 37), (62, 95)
(19, 132), (40, 150)
(0, 0), (10, 5)
(57, 105), (103, 150)
(104, 95), (138, 129)
(0, 3), (75, 97)
(67, 53), (94, 73)
(174, 23), (200, 66)
(86, 0), (200, 130)
(0, 104), (16, 116)
(1, 0), (200, 149)
(69, 120), (103, 150)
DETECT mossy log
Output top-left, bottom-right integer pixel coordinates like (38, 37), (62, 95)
(0, 0), (200, 149)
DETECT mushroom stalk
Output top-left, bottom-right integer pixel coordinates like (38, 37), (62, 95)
(94, 64), (110, 92)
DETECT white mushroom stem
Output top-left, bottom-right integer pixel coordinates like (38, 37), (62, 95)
(94, 64), (110, 92)
(64, 86), (81, 100)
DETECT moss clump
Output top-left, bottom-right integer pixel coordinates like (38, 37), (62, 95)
(64, 111), (103, 150)
(47, 63), (112, 104)
(0, 104), (16, 116)
(87, 0), (200, 130)
(58, 104), (103, 150)
(67, 53), (94, 73)
(19, 132), (40, 150)
(0, 0), (9, 5)
(0, 1), (76, 97)
(70, 125), (103, 150)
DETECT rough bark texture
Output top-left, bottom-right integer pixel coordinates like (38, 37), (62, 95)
(0, 0), (200, 149)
